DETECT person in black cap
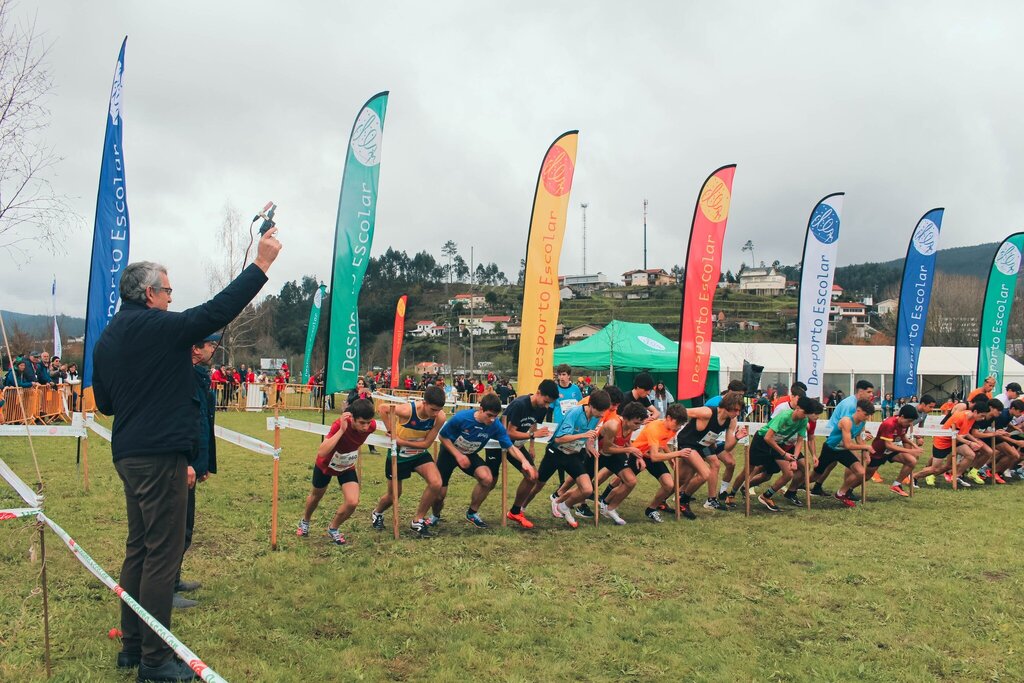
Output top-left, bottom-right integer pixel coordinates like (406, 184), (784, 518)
(172, 333), (221, 610)
(994, 382), (1022, 412)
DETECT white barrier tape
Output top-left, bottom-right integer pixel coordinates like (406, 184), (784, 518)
(0, 424), (87, 438)
(0, 507), (42, 520)
(266, 416), (329, 436)
(86, 418), (112, 442)
(38, 513), (228, 683)
(272, 414), (555, 451)
(737, 421), (956, 440)
(213, 426), (279, 459)
(0, 456), (42, 507)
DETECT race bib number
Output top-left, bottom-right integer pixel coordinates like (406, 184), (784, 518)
(561, 438), (586, 453)
(398, 446), (424, 458)
(698, 430), (720, 448)
(328, 450), (358, 471)
(454, 435), (484, 454)
(559, 398), (578, 414)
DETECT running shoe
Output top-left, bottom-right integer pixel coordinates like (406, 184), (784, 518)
(943, 472), (953, 483)
(506, 510), (534, 529)
(871, 472), (884, 483)
(558, 502), (579, 529)
(967, 469), (985, 485)
(679, 503), (697, 520)
(426, 514), (441, 527)
(889, 484), (909, 497)
(783, 492), (801, 506)
(703, 497), (727, 511)
(370, 511), (384, 531)
(846, 490), (860, 502)
(1015, 467), (1024, 479)
(809, 484), (829, 497)
(724, 495), (737, 509)
(598, 499), (608, 511)
(466, 511), (488, 529)
(327, 528), (347, 545)
(956, 477), (971, 488)
(978, 465), (991, 478)
(574, 503), (595, 519)
(993, 472), (1007, 485)
(645, 509), (664, 524)
(834, 492), (856, 508)
(550, 493), (563, 518)
(600, 507), (627, 525)
(757, 493), (780, 512)
(410, 518), (433, 537)
(296, 519), (310, 537)
(1003, 469), (1015, 479)
(924, 474), (936, 487)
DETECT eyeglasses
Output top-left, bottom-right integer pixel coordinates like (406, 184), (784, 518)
(151, 286), (173, 295)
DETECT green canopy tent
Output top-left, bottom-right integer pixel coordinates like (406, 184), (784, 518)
(552, 320), (719, 400)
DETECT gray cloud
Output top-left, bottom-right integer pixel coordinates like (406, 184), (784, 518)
(5, 0), (1023, 317)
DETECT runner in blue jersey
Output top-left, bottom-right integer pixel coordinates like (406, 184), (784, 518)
(551, 363), (583, 425)
(431, 393), (534, 529)
(801, 379), (874, 498)
(810, 398), (875, 507)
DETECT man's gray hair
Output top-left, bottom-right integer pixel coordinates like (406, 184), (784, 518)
(120, 261), (168, 305)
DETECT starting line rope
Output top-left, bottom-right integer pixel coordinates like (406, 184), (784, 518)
(213, 426), (279, 459)
(37, 512), (227, 683)
(0, 454), (228, 681)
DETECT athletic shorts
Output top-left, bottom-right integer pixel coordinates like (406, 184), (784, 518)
(814, 443), (859, 473)
(748, 440), (787, 475)
(598, 453), (631, 474)
(537, 444), (565, 483)
(869, 451), (897, 468)
(683, 441), (727, 459)
(384, 452), (434, 482)
(629, 455), (670, 479)
(437, 447), (488, 486)
(932, 446), (952, 461)
(312, 466), (359, 489)
(484, 447), (535, 478)
(559, 450), (591, 479)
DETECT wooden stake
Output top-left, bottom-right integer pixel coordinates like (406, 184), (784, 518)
(271, 406), (281, 550)
(674, 459), (681, 521)
(861, 452), (867, 505)
(390, 410), (400, 540)
(594, 451), (600, 527)
(744, 442), (751, 517)
(501, 450), (508, 527)
(804, 441), (812, 511)
(82, 433), (90, 493)
(38, 522), (52, 677)
(951, 446), (958, 491)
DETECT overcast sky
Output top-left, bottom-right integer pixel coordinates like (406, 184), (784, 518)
(5, 1), (1023, 317)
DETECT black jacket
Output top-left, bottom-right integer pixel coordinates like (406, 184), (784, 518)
(191, 364), (217, 477)
(93, 263), (267, 461)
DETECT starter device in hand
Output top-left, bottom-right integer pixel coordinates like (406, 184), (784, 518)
(255, 201), (277, 235)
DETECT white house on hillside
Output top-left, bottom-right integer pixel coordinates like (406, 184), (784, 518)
(738, 266), (785, 296)
(622, 268), (675, 286)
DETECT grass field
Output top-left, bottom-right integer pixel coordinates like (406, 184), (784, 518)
(2, 410), (1023, 682)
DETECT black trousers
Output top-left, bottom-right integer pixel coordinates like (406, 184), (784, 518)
(176, 485), (197, 586)
(114, 453), (189, 666)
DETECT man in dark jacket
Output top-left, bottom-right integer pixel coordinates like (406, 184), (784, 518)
(173, 333), (220, 610)
(93, 228), (280, 682)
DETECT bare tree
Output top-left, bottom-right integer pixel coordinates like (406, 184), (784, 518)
(205, 203), (264, 364)
(0, 1), (80, 259)
(925, 273), (984, 347)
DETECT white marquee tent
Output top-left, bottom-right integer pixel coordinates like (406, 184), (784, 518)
(711, 342), (1024, 399)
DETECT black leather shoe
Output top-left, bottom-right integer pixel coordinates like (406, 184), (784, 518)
(174, 580), (201, 592)
(116, 651), (141, 669)
(136, 658), (196, 682)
